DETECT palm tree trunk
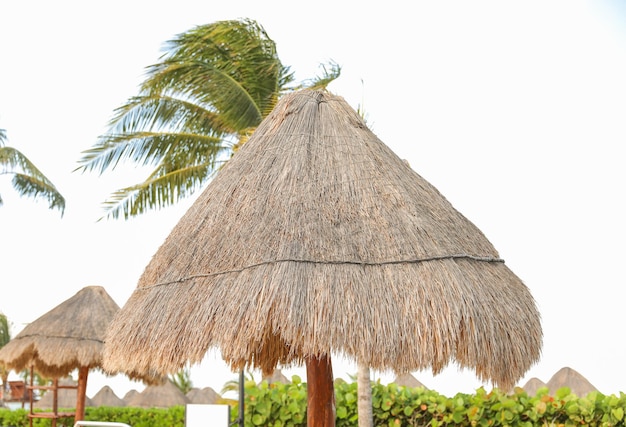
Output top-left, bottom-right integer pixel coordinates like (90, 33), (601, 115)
(305, 354), (335, 427)
(357, 363), (373, 427)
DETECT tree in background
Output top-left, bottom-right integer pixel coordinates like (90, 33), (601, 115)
(76, 18), (339, 220)
(0, 314), (10, 402)
(0, 128), (65, 214)
(169, 364), (193, 395)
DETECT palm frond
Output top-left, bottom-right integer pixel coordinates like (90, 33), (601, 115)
(145, 19), (292, 126)
(108, 94), (232, 135)
(1, 146), (36, 173)
(76, 131), (224, 175)
(0, 145), (65, 214)
(143, 61), (263, 130)
(11, 173), (65, 214)
(100, 162), (217, 220)
(296, 60), (342, 91)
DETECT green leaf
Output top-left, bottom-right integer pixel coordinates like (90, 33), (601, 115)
(612, 407), (624, 421)
(252, 413), (265, 425)
(336, 405), (347, 419)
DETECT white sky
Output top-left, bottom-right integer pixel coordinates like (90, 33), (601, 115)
(1, 0), (625, 399)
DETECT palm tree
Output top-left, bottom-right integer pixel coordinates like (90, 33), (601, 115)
(76, 18), (340, 220)
(0, 128), (65, 214)
(169, 364), (193, 394)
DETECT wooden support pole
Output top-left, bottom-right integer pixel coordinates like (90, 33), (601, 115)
(75, 366), (89, 422)
(305, 354), (335, 427)
(52, 378), (58, 427)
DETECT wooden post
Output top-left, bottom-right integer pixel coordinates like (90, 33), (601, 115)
(75, 366), (89, 422)
(306, 354), (335, 427)
(51, 378), (58, 427)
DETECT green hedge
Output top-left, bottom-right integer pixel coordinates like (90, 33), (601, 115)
(240, 376), (626, 426)
(1, 377), (625, 427)
(0, 406), (184, 427)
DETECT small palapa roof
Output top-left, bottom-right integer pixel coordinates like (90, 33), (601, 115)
(186, 386), (220, 404)
(546, 367), (597, 397)
(521, 377), (547, 396)
(392, 373), (428, 390)
(0, 286), (120, 377)
(262, 368), (290, 385)
(35, 377), (93, 409)
(90, 385), (126, 407)
(103, 89), (542, 390)
(122, 389), (139, 402)
(125, 380), (190, 408)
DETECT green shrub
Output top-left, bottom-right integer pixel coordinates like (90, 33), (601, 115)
(2, 381), (625, 427)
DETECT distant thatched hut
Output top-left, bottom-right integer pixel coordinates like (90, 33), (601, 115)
(35, 377), (93, 409)
(392, 373), (428, 390)
(546, 367), (597, 397)
(122, 389), (139, 402)
(90, 385), (126, 407)
(521, 377), (547, 396)
(186, 387), (220, 404)
(262, 369), (290, 385)
(0, 286), (120, 421)
(126, 380), (189, 408)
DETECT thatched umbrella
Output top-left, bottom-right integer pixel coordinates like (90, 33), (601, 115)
(521, 377), (547, 396)
(35, 377), (94, 409)
(125, 380), (190, 408)
(546, 367), (597, 397)
(392, 373), (428, 390)
(90, 385), (126, 407)
(0, 286), (119, 422)
(103, 89), (542, 426)
(122, 389), (139, 403)
(186, 386), (220, 404)
(262, 369), (290, 385)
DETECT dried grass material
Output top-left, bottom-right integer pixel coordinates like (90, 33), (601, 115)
(546, 367), (597, 397)
(125, 380), (190, 408)
(91, 385), (126, 407)
(103, 90), (542, 390)
(186, 386), (220, 404)
(0, 286), (119, 378)
(34, 377), (93, 409)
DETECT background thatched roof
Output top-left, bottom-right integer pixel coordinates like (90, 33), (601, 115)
(0, 286), (119, 377)
(122, 389), (139, 402)
(186, 386), (220, 404)
(521, 377), (548, 396)
(35, 377), (93, 409)
(546, 367), (597, 397)
(90, 385), (126, 407)
(103, 89), (541, 390)
(392, 373), (428, 390)
(262, 368), (290, 385)
(125, 379), (190, 408)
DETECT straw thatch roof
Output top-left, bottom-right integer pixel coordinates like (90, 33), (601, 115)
(35, 377), (93, 409)
(90, 385), (126, 407)
(125, 379), (190, 408)
(186, 386), (220, 404)
(392, 373), (428, 390)
(262, 369), (290, 385)
(546, 367), (597, 396)
(103, 89), (542, 390)
(521, 377), (547, 396)
(0, 286), (120, 377)
(122, 389), (139, 402)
